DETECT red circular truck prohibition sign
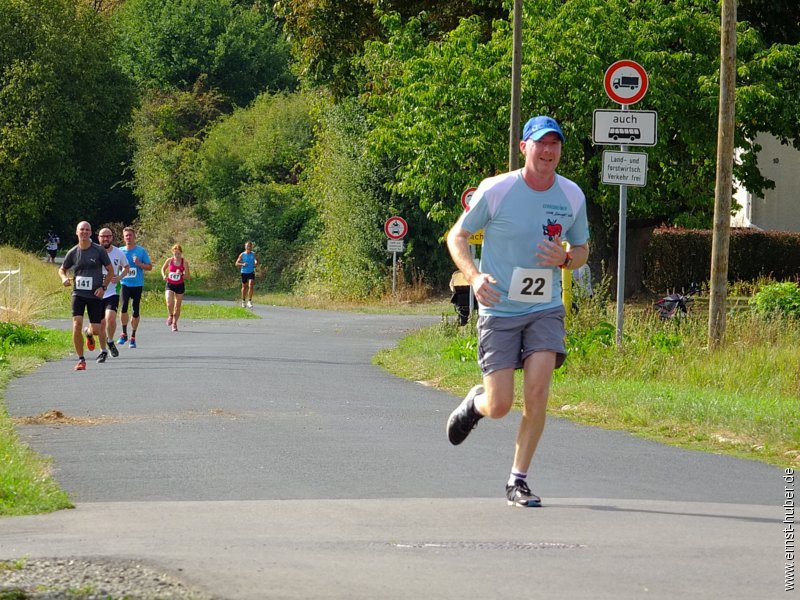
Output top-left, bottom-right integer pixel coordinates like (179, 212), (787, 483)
(384, 216), (408, 240)
(604, 60), (649, 106)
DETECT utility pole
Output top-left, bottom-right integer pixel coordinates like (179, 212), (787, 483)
(508, 0), (522, 170)
(708, 0), (737, 349)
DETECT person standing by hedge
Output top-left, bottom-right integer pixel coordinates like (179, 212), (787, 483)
(445, 116), (590, 508)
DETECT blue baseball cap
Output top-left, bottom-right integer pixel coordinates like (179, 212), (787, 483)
(522, 116), (565, 142)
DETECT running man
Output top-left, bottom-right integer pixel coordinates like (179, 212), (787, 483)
(235, 241), (258, 308)
(58, 221), (113, 371)
(445, 115), (590, 507)
(45, 230), (60, 263)
(92, 228), (129, 362)
(160, 244), (190, 332)
(118, 226), (152, 349)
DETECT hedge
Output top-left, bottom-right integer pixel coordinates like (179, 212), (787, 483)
(642, 227), (800, 293)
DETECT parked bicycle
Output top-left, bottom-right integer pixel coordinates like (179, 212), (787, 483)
(654, 282), (701, 320)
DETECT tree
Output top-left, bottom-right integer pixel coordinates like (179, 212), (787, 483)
(128, 77), (227, 232)
(0, 0), (135, 247)
(362, 0), (800, 284)
(739, 0), (800, 45)
(193, 92), (316, 288)
(275, 0), (503, 97)
(113, 0), (294, 106)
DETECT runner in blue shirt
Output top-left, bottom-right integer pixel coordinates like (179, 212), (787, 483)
(117, 226), (152, 349)
(445, 115), (590, 508)
(235, 241), (258, 308)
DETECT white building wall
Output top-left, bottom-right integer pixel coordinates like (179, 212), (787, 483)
(733, 134), (800, 232)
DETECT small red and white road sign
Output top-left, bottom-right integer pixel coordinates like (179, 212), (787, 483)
(604, 60), (649, 106)
(460, 187), (478, 211)
(384, 216), (408, 240)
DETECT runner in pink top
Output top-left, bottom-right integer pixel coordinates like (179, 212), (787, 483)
(160, 244), (190, 332)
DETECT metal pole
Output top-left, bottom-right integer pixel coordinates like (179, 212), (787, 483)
(468, 245), (477, 316)
(508, 0), (522, 170)
(615, 105), (629, 347)
(392, 251), (397, 295)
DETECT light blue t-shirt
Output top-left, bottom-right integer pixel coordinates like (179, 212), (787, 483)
(120, 245), (151, 288)
(240, 252), (256, 274)
(459, 170), (590, 317)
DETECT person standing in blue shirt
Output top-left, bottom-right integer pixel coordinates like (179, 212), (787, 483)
(235, 241), (258, 308)
(117, 226), (152, 349)
(445, 116), (590, 508)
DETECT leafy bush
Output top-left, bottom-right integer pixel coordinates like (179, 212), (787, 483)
(194, 91), (316, 290)
(0, 323), (45, 361)
(113, 0), (294, 106)
(297, 97), (388, 300)
(749, 281), (800, 318)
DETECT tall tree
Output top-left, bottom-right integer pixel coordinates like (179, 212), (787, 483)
(275, 0), (503, 97)
(113, 0), (294, 106)
(0, 0), (135, 247)
(362, 0), (800, 283)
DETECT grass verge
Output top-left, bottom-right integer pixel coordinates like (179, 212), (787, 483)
(0, 326), (74, 515)
(374, 305), (800, 469)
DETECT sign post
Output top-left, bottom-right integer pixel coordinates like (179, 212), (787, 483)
(384, 216), (408, 295)
(459, 187), (480, 316)
(600, 60), (651, 347)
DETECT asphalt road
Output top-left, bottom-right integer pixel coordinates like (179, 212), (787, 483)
(0, 303), (788, 599)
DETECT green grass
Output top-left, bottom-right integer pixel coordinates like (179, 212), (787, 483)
(0, 326), (74, 515)
(374, 299), (800, 468)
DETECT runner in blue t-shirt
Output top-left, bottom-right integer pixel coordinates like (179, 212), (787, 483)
(235, 241), (259, 309)
(445, 115), (590, 508)
(117, 226), (152, 349)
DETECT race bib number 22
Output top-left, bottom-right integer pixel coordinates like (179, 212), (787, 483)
(507, 268), (553, 303)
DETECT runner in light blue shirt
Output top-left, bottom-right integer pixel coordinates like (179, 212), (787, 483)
(117, 227), (152, 348)
(445, 115), (590, 509)
(235, 241), (259, 308)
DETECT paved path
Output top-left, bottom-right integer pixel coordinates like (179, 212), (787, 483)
(0, 304), (787, 599)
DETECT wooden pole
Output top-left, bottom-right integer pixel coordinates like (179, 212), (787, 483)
(508, 0), (522, 170)
(708, 0), (737, 349)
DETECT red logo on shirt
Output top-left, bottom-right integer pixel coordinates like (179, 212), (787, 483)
(542, 219), (562, 240)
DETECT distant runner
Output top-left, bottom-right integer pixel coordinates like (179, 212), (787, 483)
(93, 228), (129, 362)
(45, 230), (60, 263)
(118, 226), (152, 349)
(57, 221), (113, 371)
(161, 244), (190, 332)
(235, 241), (258, 309)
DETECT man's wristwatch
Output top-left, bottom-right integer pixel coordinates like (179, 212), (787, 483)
(560, 251), (573, 269)
(101, 285), (107, 290)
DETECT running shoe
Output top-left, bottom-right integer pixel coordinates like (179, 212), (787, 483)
(506, 478), (542, 508)
(167, 316), (173, 326)
(246, 300), (253, 309)
(74, 358), (86, 371)
(241, 300), (246, 308)
(171, 323), (178, 332)
(108, 341), (119, 358)
(128, 338), (137, 349)
(117, 334), (128, 345)
(84, 328), (95, 351)
(446, 384), (484, 445)
(96, 351), (108, 364)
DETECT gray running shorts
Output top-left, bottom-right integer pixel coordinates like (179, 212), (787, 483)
(477, 305), (567, 375)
